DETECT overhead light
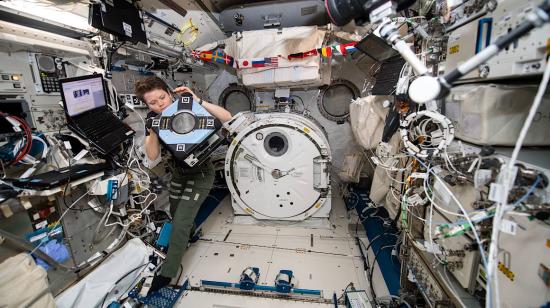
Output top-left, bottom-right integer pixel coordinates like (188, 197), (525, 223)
(0, 0), (93, 32)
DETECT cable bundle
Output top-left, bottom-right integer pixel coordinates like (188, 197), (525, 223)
(0, 112), (33, 165)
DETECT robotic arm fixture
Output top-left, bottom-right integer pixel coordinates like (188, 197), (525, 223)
(326, 0), (550, 104)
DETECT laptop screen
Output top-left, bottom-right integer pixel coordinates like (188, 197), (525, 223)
(61, 75), (107, 117)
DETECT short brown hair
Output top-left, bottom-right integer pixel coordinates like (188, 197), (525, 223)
(134, 76), (170, 103)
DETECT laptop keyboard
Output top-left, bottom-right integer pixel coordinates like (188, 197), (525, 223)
(81, 113), (126, 139)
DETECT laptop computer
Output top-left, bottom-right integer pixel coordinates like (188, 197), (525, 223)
(59, 74), (134, 154)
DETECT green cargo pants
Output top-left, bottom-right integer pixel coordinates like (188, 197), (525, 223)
(160, 161), (215, 278)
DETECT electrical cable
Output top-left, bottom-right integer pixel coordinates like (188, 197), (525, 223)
(176, 19), (199, 47)
(486, 57), (550, 308)
(363, 233), (400, 255)
(0, 113), (32, 165)
(100, 262), (150, 308)
(423, 180), (467, 218)
(337, 282), (354, 302)
(428, 201), (445, 264)
(93, 207), (117, 244)
(177, 264), (184, 285)
(355, 236), (369, 273)
(376, 295), (412, 308)
(55, 189), (92, 229)
(411, 157), (489, 287)
(198, 239), (359, 258)
(368, 244), (396, 304)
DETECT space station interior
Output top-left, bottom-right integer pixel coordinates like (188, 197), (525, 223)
(1, 0), (550, 307)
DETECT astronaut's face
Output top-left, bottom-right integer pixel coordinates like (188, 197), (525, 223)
(142, 88), (172, 114)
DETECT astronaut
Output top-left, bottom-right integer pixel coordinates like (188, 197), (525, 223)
(134, 76), (231, 292)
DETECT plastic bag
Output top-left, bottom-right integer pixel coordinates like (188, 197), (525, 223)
(35, 239), (70, 270)
(349, 95), (392, 150)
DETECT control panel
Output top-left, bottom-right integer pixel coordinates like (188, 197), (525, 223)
(29, 53), (67, 94)
(425, 210), (480, 292)
(0, 72), (25, 93)
(406, 246), (449, 307)
(444, 0), (550, 80)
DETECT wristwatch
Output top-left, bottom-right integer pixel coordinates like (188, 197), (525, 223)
(198, 98), (203, 105)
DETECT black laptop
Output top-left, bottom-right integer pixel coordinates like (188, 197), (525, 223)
(59, 74), (134, 154)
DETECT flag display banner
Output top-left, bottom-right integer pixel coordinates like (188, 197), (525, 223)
(190, 42), (357, 69)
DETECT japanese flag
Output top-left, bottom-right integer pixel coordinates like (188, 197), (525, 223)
(237, 59), (252, 69)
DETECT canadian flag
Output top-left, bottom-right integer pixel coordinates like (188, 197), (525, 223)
(237, 59), (252, 69)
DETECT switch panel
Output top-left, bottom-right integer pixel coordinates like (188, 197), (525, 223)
(30, 106), (66, 132)
(0, 72), (25, 93)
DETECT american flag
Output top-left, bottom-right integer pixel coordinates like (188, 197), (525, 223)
(264, 57), (278, 67)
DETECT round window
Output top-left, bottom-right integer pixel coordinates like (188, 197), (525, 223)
(263, 132), (288, 157)
(317, 80), (360, 122)
(219, 84), (255, 115)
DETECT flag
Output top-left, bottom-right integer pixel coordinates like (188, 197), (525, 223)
(288, 49), (318, 60)
(342, 42), (357, 55)
(252, 58), (266, 67)
(288, 52), (304, 60)
(303, 49), (318, 57)
(200, 51), (212, 62)
(237, 59), (252, 68)
(321, 46), (332, 58)
(191, 50), (201, 58)
(223, 54), (234, 67)
(339, 42), (357, 56)
(332, 45), (341, 55)
(264, 57), (278, 67)
(213, 50), (225, 63)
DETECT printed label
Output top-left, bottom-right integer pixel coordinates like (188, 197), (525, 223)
(449, 45), (460, 54)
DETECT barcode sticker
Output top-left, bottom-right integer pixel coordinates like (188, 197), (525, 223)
(410, 172), (427, 179)
(500, 219), (517, 235)
(434, 177), (451, 205)
(122, 22), (133, 37)
(489, 183), (506, 203)
(474, 169), (492, 189)
(74, 149), (88, 161)
(407, 194), (423, 205)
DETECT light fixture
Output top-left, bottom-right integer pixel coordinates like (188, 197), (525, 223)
(0, 0), (93, 32)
